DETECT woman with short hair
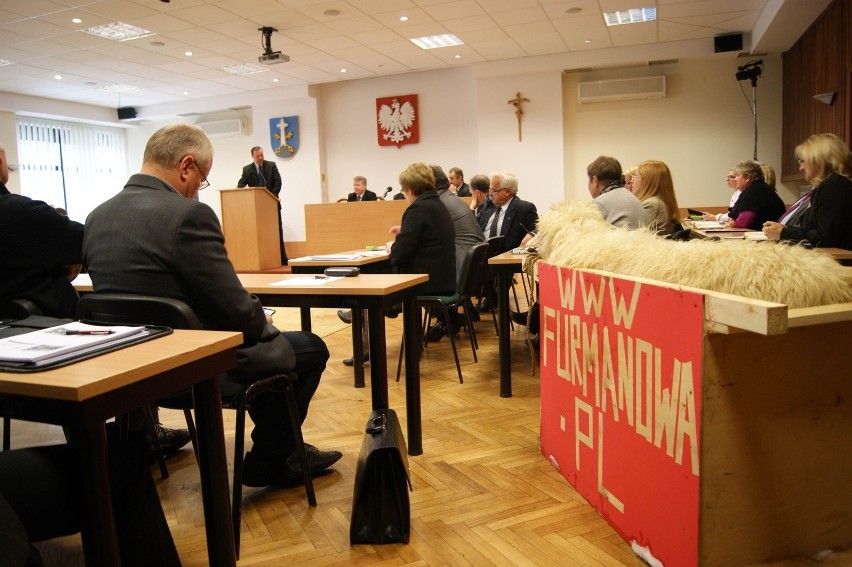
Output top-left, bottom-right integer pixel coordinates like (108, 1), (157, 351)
(726, 160), (785, 230)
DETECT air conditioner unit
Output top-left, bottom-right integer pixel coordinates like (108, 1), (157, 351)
(577, 76), (666, 103)
(197, 119), (245, 138)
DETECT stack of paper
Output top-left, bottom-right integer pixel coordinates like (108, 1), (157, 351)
(744, 232), (768, 241)
(0, 322), (146, 364)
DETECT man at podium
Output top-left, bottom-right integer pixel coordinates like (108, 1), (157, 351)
(237, 146), (288, 265)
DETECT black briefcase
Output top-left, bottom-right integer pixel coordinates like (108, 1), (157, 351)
(349, 408), (412, 544)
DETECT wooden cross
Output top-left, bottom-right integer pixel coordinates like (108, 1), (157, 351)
(507, 91), (530, 141)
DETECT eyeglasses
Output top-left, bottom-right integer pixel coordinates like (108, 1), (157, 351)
(797, 158), (806, 165)
(726, 175), (736, 179)
(193, 161), (210, 190)
(489, 187), (508, 194)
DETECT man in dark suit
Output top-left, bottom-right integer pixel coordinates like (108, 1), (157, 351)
(448, 167), (471, 197)
(237, 146), (288, 264)
(84, 124), (341, 487)
(479, 170), (539, 252)
(0, 144), (82, 318)
(347, 176), (377, 201)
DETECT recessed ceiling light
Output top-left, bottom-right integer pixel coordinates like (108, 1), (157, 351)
(98, 83), (140, 93)
(400, 16), (408, 22)
(185, 51), (192, 56)
(324, 9), (341, 16)
(221, 63), (269, 75)
(0, 59), (13, 67)
(340, 68), (347, 73)
(454, 54), (461, 59)
(410, 33), (464, 50)
(54, 75), (62, 80)
(83, 21), (155, 41)
(183, 91), (189, 95)
(72, 18), (82, 24)
(585, 39), (591, 43)
(565, 7), (582, 15)
(273, 78), (279, 82)
(604, 7), (656, 26)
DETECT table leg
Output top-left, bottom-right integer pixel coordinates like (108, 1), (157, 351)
(71, 421), (121, 566)
(497, 271), (512, 398)
(351, 308), (366, 388)
(299, 307), (312, 332)
(402, 296), (422, 455)
(367, 306), (389, 410)
(192, 377), (237, 567)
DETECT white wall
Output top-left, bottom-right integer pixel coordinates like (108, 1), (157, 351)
(318, 67), (479, 203)
(562, 53), (792, 208)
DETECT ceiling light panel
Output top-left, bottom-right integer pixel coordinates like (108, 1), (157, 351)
(410, 34), (464, 49)
(82, 21), (155, 41)
(603, 7), (656, 27)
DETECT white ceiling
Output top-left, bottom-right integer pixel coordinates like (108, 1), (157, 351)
(0, 0), (829, 113)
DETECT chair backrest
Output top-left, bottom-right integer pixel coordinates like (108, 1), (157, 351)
(75, 293), (202, 330)
(485, 235), (506, 258)
(458, 242), (491, 298)
(0, 298), (43, 319)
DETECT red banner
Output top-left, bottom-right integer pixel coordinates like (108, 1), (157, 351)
(376, 94), (419, 147)
(539, 263), (703, 567)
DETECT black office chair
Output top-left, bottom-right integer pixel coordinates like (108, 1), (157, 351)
(1, 298), (45, 451)
(397, 242), (490, 383)
(75, 293), (316, 558)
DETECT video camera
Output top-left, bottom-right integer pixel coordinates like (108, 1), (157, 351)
(736, 59), (763, 82)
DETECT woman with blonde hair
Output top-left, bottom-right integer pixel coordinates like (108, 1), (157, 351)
(624, 164), (639, 193)
(763, 133), (852, 249)
(631, 160), (681, 235)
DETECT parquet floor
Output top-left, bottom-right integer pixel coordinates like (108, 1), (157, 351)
(6, 302), (852, 566)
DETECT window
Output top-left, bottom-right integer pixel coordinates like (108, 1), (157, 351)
(16, 117), (127, 221)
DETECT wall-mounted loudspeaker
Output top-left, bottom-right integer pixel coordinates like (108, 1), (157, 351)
(714, 33), (743, 53)
(117, 106), (137, 120)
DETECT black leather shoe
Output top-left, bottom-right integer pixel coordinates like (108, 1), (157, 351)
(343, 354), (369, 366)
(155, 424), (191, 457)
(425, 322), (448, 343)
(337, 309), (352, 324)
(242, 445), (342, 487)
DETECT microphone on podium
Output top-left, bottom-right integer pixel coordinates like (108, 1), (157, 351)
(380, 186), (392, 200)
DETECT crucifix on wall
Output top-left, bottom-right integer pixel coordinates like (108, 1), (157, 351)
(508, 91), (530, 141)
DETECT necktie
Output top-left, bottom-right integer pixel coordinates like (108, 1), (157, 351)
(257, 165), (266, 187)
(358, 195), (362, 201)
(489, 207), (501, 238)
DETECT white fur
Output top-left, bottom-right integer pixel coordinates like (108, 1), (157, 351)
(534, 201), (852, 309)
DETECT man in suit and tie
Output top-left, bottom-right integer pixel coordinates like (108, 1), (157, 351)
(479, 170), (539, 253)
(237, 146), (287, 264)
(347, 176), (377, 201)
(448, 167), (471, 197)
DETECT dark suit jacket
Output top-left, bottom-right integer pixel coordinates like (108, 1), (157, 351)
(237, 160), (282, 197)
(347, 190), (377, 202)
(455, 183), (471, 197)
(390, 190), (456, 295)
(0, 194), (83, 317)
(478, 196), (538, 252)
(83, 174), (295, 386)
(780, 172), (852, 249)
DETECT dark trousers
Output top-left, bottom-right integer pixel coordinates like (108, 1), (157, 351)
(241, 331), (328, 460)
(0, 427), (180, 567)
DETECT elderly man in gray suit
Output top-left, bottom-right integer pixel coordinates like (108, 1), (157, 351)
(83, 124), (341, 488)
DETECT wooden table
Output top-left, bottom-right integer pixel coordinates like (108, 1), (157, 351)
(488, 251), (528, 398)
(0, 329), (243, 567)
(689, 227), (852, 261)
(237, 273), (427, 455)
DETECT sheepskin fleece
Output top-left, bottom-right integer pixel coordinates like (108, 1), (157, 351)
(535, 201), (852, 309)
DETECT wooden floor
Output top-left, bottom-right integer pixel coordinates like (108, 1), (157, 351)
(6, 300), (852, 566)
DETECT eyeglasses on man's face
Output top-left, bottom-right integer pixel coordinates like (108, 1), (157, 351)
(193, 162), (210, 190)
(489, 187), (508, 194)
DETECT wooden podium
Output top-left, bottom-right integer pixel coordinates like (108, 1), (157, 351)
(220, 187), (281, 271)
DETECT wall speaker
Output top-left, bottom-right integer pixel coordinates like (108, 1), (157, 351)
(714, 33), (743, 53)
(117, 106), (137, 120)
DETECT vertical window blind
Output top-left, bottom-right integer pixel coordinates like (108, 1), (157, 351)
(15, 117), (127, 222)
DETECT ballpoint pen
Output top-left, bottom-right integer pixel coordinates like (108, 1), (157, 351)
(62, 329), (114, 335)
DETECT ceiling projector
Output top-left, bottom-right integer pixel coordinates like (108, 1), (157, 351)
(259, 51), (289, 64)
(258, 26), (289, 65)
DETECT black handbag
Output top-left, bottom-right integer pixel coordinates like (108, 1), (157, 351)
(350, 408), (412, 544)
